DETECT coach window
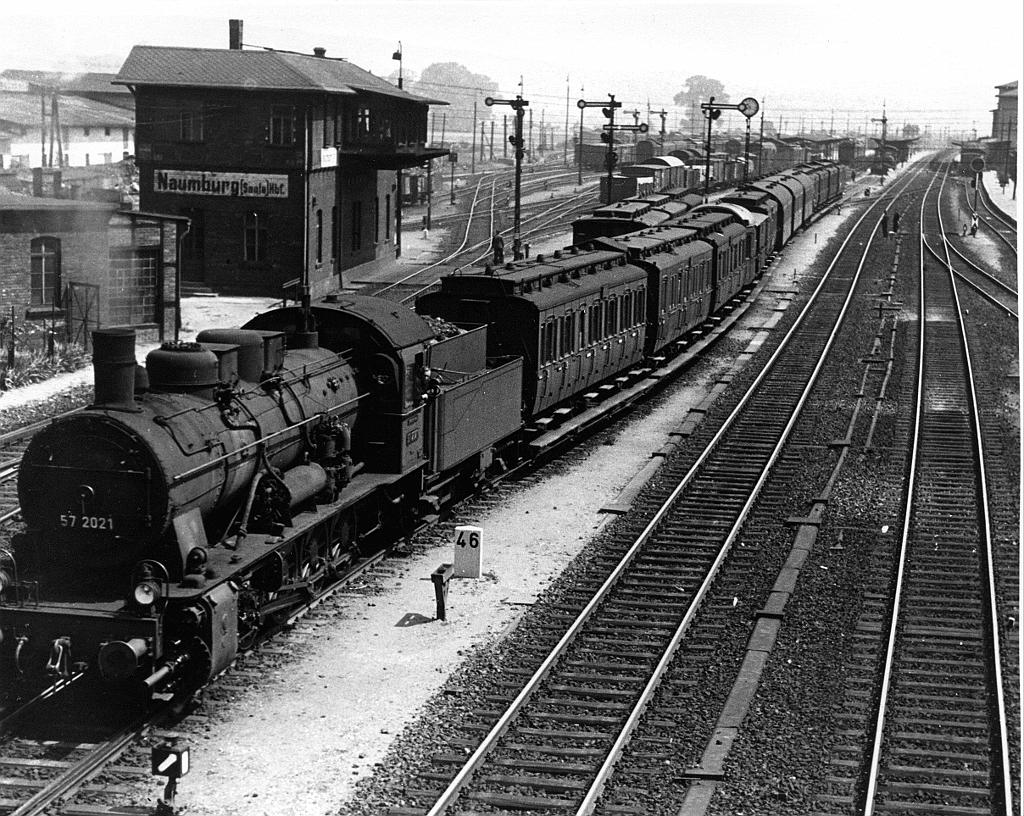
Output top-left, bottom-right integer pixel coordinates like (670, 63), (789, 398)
(244, 211), (268, 262)
(589, 302), (602, 341)
(621, 292), (631, 327)
(635, 288), (645, 324)
(605, 295), (618, 336)
(542, 319), (557, 363)
(30, 237), (61, 306)
(374, 197), (380, 244)
(661, 278), (668, 312)
(579, 308), (587, 348)
(385, 195), (391, 240)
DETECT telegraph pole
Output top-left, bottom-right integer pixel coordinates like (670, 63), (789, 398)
(485, 95), (528, 247)
(702, 98), (719, 201)
(471, 95), (478, 174)
(758, 102), (765, 176)
(564, 76), (570, 168)
(651, 108), (667, 153)
(578, 85), (585, 185)
(578, 94), (647, 204)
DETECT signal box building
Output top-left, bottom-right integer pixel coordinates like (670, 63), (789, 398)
(115, 39), (446, 297)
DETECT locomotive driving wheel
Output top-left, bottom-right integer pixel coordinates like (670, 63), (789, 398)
(299, 526), (331, 599)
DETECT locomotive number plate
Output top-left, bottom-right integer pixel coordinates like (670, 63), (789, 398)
(60, 513), (115, 530)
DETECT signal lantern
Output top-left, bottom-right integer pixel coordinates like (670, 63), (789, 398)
(710, 109), (721, 120)
(602, 107), (613, 118)
(600, 132), (612, 144)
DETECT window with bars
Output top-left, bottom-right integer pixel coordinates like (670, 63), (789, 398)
(30, 237), (61, 306)
(244, 211), (268, 262)
(108, 247), (159, 326)
(331, 206), (338, 261)
(351, 201), (362, 251)
(316, 209), (323, 264)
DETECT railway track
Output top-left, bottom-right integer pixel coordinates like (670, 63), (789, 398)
(381, 162), (930, 816)
(809, 162), (1015, 816)
(975, 177), (1017, 252)
(363, 174), (600, 304)
(858, 161), (1013, 815)
(922, 231), (1018, 319)
(0, 695), (169, 816)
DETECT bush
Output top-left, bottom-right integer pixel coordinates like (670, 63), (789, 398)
(1, 344), (92, 390)
(0, 315), (92, 391)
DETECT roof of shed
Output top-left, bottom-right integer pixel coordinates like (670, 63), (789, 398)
(0, 92), (135, 127)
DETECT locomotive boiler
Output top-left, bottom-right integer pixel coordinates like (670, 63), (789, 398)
(1, 296), (523, 693)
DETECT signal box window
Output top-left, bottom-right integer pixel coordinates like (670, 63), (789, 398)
(30, 237), (61, 306)
(270, 107), (296, 146)
(180, 107), (204, 142)
(244, 211), (268, 262)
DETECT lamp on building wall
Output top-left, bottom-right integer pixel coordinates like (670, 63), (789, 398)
(392, 43), (403, 90)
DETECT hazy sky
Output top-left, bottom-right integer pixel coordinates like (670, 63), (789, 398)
(6, 0), (1021, 139)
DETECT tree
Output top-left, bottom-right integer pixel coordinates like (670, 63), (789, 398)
(408, 62), (500, 138)
(674, 75), (729, 128)
(386, 68), (418, 88)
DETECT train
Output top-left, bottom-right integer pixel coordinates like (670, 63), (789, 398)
(0, 160), (846, 697)
(574, 160), (845, 247)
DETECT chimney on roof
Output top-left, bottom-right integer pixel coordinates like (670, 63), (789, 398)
(313, 47), (327, 58)
(229, 19), (243, 50)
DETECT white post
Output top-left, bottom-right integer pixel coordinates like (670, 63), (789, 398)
(453, 525), (483, 578)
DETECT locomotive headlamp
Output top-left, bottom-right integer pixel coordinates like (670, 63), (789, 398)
(128, 560), (169, 609)
(133, 579), (160, 607)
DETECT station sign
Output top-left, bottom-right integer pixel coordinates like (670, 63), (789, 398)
(154, 169), (289, 198)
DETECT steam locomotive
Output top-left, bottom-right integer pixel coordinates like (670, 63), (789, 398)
(0, 161), (844, 696)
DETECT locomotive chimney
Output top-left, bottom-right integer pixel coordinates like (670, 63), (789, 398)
(91, 328), (140, 411)
(229, 19), (243, 50)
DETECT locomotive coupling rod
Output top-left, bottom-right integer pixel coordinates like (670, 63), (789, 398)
(431, 563), (454, 621)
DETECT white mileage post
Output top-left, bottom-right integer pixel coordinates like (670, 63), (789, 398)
(453, 525), (483, 578)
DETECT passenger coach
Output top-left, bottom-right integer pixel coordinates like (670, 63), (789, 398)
(417, 248), (648, 416)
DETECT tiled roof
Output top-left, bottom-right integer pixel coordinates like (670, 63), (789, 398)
(115, 46), (444, 104)
(0, 92), (135, 127)
(61, 72), (132, 96)
(0, 190), (116, 211)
